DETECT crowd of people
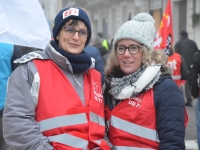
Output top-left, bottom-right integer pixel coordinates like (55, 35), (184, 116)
(0, 6), (199, 150)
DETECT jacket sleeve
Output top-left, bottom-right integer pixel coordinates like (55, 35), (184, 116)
(3, 62), (53, 150)
(180, 56), (188, 80)
(188, 52), (200, 98)
(154, 76), (186, 149)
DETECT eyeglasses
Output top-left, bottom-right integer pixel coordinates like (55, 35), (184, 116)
(115, 45), (143, 55)
(62, 26), (88, 37)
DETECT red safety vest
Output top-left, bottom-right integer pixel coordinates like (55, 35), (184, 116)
(167, 52), (183, 86)
(105, 88), (188, 150)
(33, 59), (110, 150)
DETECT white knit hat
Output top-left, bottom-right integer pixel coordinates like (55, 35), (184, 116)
(113, 13), (156, 50)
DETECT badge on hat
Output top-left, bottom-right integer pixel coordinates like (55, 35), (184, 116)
(63, 8), (79, 19)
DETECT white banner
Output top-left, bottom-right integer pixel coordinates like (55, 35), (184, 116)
(0, 0), (51, 49)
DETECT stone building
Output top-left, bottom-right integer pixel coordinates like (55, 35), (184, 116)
(40, 0), (200, 48)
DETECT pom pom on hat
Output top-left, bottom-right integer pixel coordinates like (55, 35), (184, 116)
(53, 7), (91, 47)
(132, 13), (155, 24)
(113, 13), (156, 50)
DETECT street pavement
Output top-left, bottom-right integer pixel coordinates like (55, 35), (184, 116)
(185, 99), (198, 150)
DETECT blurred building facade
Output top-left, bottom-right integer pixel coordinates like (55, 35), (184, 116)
(38, 0), (63, 35)
(39, 0), (200, 48)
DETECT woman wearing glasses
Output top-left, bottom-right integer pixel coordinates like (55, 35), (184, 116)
(104, 13), (188, 149)
(3, 7), (112, 150)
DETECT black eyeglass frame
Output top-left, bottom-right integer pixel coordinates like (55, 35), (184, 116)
(62, 26), (89, 37)
(115, 45), (143, 55)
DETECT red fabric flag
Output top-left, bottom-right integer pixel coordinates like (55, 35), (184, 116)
(154, 0), (173, 55)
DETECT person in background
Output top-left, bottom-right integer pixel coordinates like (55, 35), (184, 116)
(103, 13), (188, 149)
(97, 32), (109, 51)
(0, 42), (22, 150)
(166, 45), (188, 91)
(84, 45), (105, 85)
(3, 7), (112, 150)
(188, 51), (200, 150)
(103, 38), (113, 66)
(175, 30), (199, 107)
(92, 36), (107, 57)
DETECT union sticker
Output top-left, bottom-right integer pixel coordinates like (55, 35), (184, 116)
(63, 8), (79, 19)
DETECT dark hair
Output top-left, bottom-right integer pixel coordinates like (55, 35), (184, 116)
(180, 30), (188, 38)
(68, 19), (79, 26)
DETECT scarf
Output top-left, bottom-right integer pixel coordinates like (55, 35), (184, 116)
(51, 41), (91, 74)
(105, 65), (161, 100)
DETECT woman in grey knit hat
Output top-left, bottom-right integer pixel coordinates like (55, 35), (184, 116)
(104, 12), (188, 149)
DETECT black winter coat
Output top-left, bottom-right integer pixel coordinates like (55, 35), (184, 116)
(189, 51), (200, 98)
(93, 43), (108, 57)
(11, 45), (23, 71)
(175, 37), (199, 69)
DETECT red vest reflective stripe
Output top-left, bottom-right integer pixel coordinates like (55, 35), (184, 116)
(33, 60), (110, 150)
(106, 89), (159, 149)
(105, 88), (188, 149)
(167, 52), (182, 86)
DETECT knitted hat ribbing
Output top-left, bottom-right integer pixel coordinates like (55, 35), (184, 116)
(113, 13), (156, 50)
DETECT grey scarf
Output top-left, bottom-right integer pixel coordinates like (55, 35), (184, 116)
(107, 65), (161, 100)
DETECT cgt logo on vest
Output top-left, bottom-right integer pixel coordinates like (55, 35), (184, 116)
(167, 59), (177, 70)
(128, 97), (142, 108)
(92, 79), (103, 103)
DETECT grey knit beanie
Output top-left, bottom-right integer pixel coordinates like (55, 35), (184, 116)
(113, 13), (156, 50)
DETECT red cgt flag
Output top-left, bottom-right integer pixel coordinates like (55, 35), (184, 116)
(154, 0), (173, 54)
